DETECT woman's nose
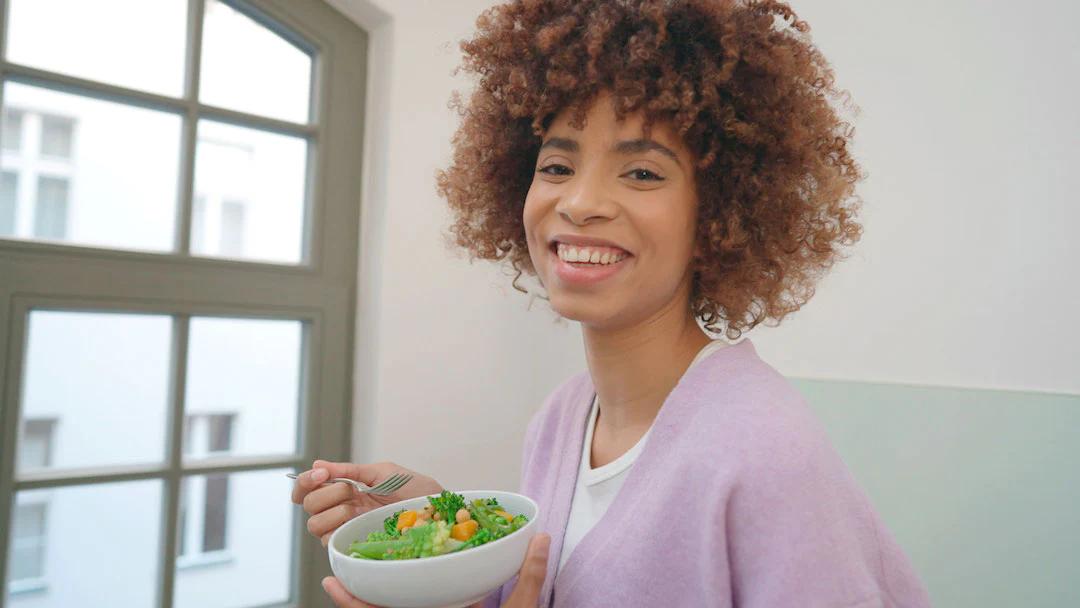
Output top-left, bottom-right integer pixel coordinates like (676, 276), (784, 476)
(554, 174), (616, 226)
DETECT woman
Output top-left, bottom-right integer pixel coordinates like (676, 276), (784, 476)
(293, 1), (931, 606)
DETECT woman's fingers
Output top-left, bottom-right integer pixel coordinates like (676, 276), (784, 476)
(314, 459), (383, 486)
(290, 466), (330, 504)
(302, 482), (354, 516)
(503, 533), (551, 607)
(322, 577), (380, 608)
(306, 503), (358, 538)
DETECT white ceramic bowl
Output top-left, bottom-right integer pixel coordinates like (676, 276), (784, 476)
(328, 490), (539, 608)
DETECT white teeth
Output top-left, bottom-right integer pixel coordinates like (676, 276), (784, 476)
(556, 242), (627, 265)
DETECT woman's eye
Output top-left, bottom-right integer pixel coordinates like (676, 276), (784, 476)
(538, 164), (573, 176)
(625, 168), (664, 181)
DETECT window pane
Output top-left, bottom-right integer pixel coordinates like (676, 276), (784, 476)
(185, 318), (302, 459)
(0, 171), (16, 235)
(19, 311), (171, 472)
(193, 120), (307, 264)
(202, 474), (229, 552)
(40, 114), (74, 158)
(18, 419), (56, 470)
(219, 199), (246, 257)
(6, 0), (187, 97)
(1, 82), (183, 251)
(174, 469), (294, 608)
(191, 194), (207, 253)
(2, 109), (23, 152)
(207, 415), (234, 453)
(10, 503), (46, 581)
(33, 175), (69, 239)
(6, 481), (162, 606)
(201, 0), (313, 124)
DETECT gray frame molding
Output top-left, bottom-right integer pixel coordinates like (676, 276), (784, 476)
(0, 2), (368, 607)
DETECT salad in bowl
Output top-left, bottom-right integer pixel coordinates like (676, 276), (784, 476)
(328, 490), (539, 608)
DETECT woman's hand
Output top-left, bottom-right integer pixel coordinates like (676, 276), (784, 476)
(500, 533), (552, 607)
(319, 532), (552, 608)
(291, 459), (443, 546)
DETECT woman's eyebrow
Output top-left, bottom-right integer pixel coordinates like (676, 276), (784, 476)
(614, 139), (681, 165)
(539, 137), (579, 153)
(538, 136), (682, 167)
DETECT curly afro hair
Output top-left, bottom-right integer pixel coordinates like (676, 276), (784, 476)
(436, 0), (863, 339)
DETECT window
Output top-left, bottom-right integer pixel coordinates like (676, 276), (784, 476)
(39, 114), (74, 159)
(1, 108), (77, 243)
(10, 504), (47, 587)
(9, 418), (55, 593)
(32, 175), (69, 239)
(1, 1), (366, 607)
(18, 418), (56, 471)
(0, 170), (15, 235)
(178, 414), (236, 566)
(2, 108), (21, 152)
(219, 199), (246, 257)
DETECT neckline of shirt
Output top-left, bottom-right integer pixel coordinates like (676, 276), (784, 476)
(579, 339), (736, 485)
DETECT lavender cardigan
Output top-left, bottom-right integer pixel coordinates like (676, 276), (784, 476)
(483, 338), (931, 607)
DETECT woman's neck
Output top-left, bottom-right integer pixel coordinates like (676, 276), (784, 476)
(582, 293), (712, 435)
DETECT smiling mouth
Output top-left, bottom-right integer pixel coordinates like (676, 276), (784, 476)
(551, 242), (630, 266)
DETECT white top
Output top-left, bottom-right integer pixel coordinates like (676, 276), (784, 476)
(556, 339), (733, 573)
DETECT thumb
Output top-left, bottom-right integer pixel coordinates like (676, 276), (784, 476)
(505, 533), (550, 607)
(312, 460), (381, 485)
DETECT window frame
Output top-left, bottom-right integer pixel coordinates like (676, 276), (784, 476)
(0, 1), (368, 607)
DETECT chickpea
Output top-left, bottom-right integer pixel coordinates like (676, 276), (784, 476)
(455, 508), (472, 524)
(433, 511), (442, 521)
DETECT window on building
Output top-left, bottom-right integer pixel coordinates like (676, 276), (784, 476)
(18, 418), (57, 471)
(1, 170), (16, 235)
(10, 418), (56, 591)
(39, 114), (74, 159)
(219, 199), (246, 257)
(10, 503), (47, 585)
(1, 108), (22, 152)
(177, 414), (235, 564)
(33, 175), (69, 239)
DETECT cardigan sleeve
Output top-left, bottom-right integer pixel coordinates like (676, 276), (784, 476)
(723, 409), (930, 608)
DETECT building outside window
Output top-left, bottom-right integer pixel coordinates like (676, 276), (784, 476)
(177, 414), (236, 567)
(1, 1), (364, 605)
(10, 418), (56, 594)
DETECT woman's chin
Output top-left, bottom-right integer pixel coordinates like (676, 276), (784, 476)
(548, 294), (625, 330)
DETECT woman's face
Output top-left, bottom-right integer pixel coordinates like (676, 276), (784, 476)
(523, 91), (700, 331)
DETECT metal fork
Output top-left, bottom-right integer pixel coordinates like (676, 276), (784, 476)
(286, 471), (412, 496)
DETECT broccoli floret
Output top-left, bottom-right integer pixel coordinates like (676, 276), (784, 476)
(428, 490), (467, 524)
(383, 509), (404, 537)
(451, 527), (493, 552)
(349, 520), (452, 560)
(511, 514), (529, 531)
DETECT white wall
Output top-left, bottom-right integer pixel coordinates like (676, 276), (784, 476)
(331, 0), (1079, 494)
(330, 0), (586, 493)
(753, 0), (1080, 395)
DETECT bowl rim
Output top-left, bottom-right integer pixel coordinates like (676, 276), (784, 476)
(327, 490), (540, 567)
